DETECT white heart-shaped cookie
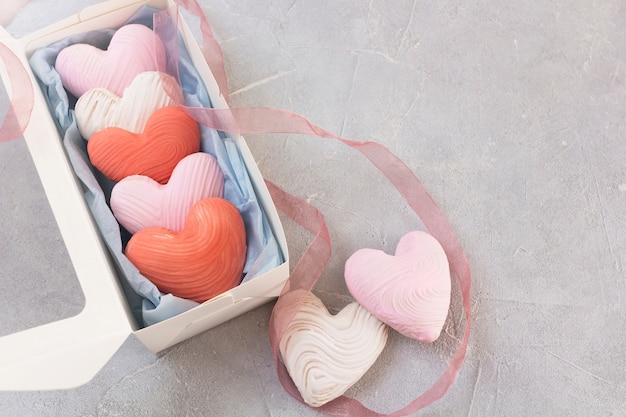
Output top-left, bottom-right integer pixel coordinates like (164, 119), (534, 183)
(277, 291), (388, 407)
(75, 71), (184, 140)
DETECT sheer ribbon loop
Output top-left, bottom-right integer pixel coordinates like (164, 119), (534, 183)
(0, 41), (34, 142)
(163, 2), (472, 414)
(0, 2), (471, 414)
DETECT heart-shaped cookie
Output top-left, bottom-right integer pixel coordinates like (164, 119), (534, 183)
(56, 24), (166, 97)
(276, 290), (388, 407)
(111, 152), (224, 234)
(125, 198), (247, 303)
(344, 231), (451, 343)
(75, 72), (184, 140)
(87, 106), (200, 184)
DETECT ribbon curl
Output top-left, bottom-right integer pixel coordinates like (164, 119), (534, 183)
(159, 2), (472, 415)
(0, 2), (471, 414)
(0, 42), (33, 142)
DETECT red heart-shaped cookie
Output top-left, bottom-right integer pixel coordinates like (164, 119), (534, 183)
(56, 24), (166, 97)
(125, 198), (247, 303)
(87, 106), (200, 184)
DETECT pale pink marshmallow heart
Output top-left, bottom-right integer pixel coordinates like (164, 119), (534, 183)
(55, 24), (166, 98)
(75, 72), (184, 140)
(110, 153), (224, 234)
(344, 230), (451, 343)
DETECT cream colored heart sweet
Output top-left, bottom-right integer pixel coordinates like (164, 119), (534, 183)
(75, 72), (184, 140)
(277, 291), (388, 407)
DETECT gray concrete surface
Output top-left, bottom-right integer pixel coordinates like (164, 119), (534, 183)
(1, 0), (625, 415)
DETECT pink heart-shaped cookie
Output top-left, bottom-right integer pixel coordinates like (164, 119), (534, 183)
(111, 153), (224, 234)
(56, 24), (166, 97)
(344, 230), (451, 343)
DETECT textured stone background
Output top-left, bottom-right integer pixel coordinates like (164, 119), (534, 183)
(1, 0), (625, 415)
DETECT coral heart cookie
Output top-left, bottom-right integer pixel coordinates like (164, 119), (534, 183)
(56, 24), (166, 97)
(276, 290), (388, 407)
(125, 198), (247, 303)
(344, 231), (451, 343)
(87, 106), (200, 184)
(111, 153), (224, 234)
(75, 72), (184, 140)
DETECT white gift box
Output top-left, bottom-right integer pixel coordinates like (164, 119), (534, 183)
(0, 0), (289, 391)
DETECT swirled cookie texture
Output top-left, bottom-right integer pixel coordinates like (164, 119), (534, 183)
(87, 106), (200, 184)
(111, 152), (224, 234)
(75, 72), (184, 140)
(125, 198), (247, 303)
(56, 24), (166, 97)
(345, 230), (451, 343)
(277, 291), (388, 407)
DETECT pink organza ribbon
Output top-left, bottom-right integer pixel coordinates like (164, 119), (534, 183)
(0, 42), (33, 142)
(160, 2), (472, 415)
(0, 2), (471, 414)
